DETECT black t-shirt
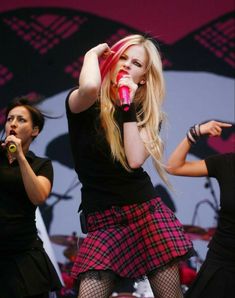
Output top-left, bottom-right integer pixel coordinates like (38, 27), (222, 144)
(0, 149), (53, 253)
(205, 153), (235, 256)
(65, 91), (158, 214)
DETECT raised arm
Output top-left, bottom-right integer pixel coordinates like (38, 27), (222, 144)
(18, 154), (52, 205)
(4, 134), (52, 205)
(68, 43), (112, 113)
(167, 120), (232, 177)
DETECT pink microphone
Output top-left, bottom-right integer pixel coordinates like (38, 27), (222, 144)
(116, 70), (130, 111)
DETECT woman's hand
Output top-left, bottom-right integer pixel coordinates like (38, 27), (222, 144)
(116, 73), (138, 102)
(200, 120), (232, 136)
(167, 120), (232, 177)
(69, 43), (114, 114)
(86, 43), (113, 59)
(3, 134), (24, 158)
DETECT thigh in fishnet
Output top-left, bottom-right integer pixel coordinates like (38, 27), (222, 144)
(148, 263), (183, 298)
(78, 271), (116, 298)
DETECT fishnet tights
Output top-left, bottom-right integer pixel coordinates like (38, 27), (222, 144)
(77, 265), (183, 298)
(78, 272), (115, 298)
(148, 263), (184, 298)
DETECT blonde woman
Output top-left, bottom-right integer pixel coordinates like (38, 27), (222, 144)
(66, 34), (194, 298)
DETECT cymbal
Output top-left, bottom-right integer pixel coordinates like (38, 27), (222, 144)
(183, 225), (217, 241)
(50, 234), (78, 246)
(207, 227), (216, 236)
(201, 227), (217, 241)
(63, 237), (85, 261)
(183, 225), (207, 235)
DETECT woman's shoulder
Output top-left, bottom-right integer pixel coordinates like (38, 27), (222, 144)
(65, 87), (78, 112)
(65, 86), (100, 116)
(27, 151), (52, 164)
(205, 152), (235, 176)
(66, 96), (99, 120)
(207, 152), (235, 162)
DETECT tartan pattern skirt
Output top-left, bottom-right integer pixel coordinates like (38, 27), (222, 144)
(71, 197), (194, 280)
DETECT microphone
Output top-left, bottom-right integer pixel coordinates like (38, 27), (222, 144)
(8, 141), (17, 153)
(7, 130), (17, 153)
(116, 70), (130, 111)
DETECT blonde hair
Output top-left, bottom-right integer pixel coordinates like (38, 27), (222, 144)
(99, 34), (168, 184)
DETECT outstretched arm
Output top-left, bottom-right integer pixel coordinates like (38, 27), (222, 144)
(167, 120), (232, 177)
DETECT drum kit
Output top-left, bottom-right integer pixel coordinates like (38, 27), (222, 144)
(50, 233), (82, 297)
(50, 232), (83, 262)
(50, 225), (216, 297)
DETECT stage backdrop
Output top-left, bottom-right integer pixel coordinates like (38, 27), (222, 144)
(0, 0), (234, 290)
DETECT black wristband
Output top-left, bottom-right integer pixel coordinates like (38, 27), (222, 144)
(190, 126), (199, 141)
(186, 131), (195, 145)
(122, 103), (137, 122)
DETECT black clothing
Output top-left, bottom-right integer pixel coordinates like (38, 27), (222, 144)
(206, 153), (235, 256)
(0, 149), (62, 297)
(185, 153), (235, 298)
(0, 150), (53, 254)
(65, 95), (158, 215)
(66, 91), (195, 284)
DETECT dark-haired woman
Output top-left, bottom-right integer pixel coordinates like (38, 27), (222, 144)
(167, 120), (234, 298)
(0, 98), (62, 298)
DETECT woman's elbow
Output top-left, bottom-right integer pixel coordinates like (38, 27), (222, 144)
(129, 162), (142, 169)
(33, 187), (51, 205)
(127, 157), (145, 169)
(166, 164), (178, 175)
(31, 194), (48, 206)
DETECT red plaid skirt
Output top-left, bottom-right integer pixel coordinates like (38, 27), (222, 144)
(71, 197), (194, 280)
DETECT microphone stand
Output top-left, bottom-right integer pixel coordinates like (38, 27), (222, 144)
(192, 199), (219, 226)
(40, 177), (81, 231)
(48, 176), (81, 205)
